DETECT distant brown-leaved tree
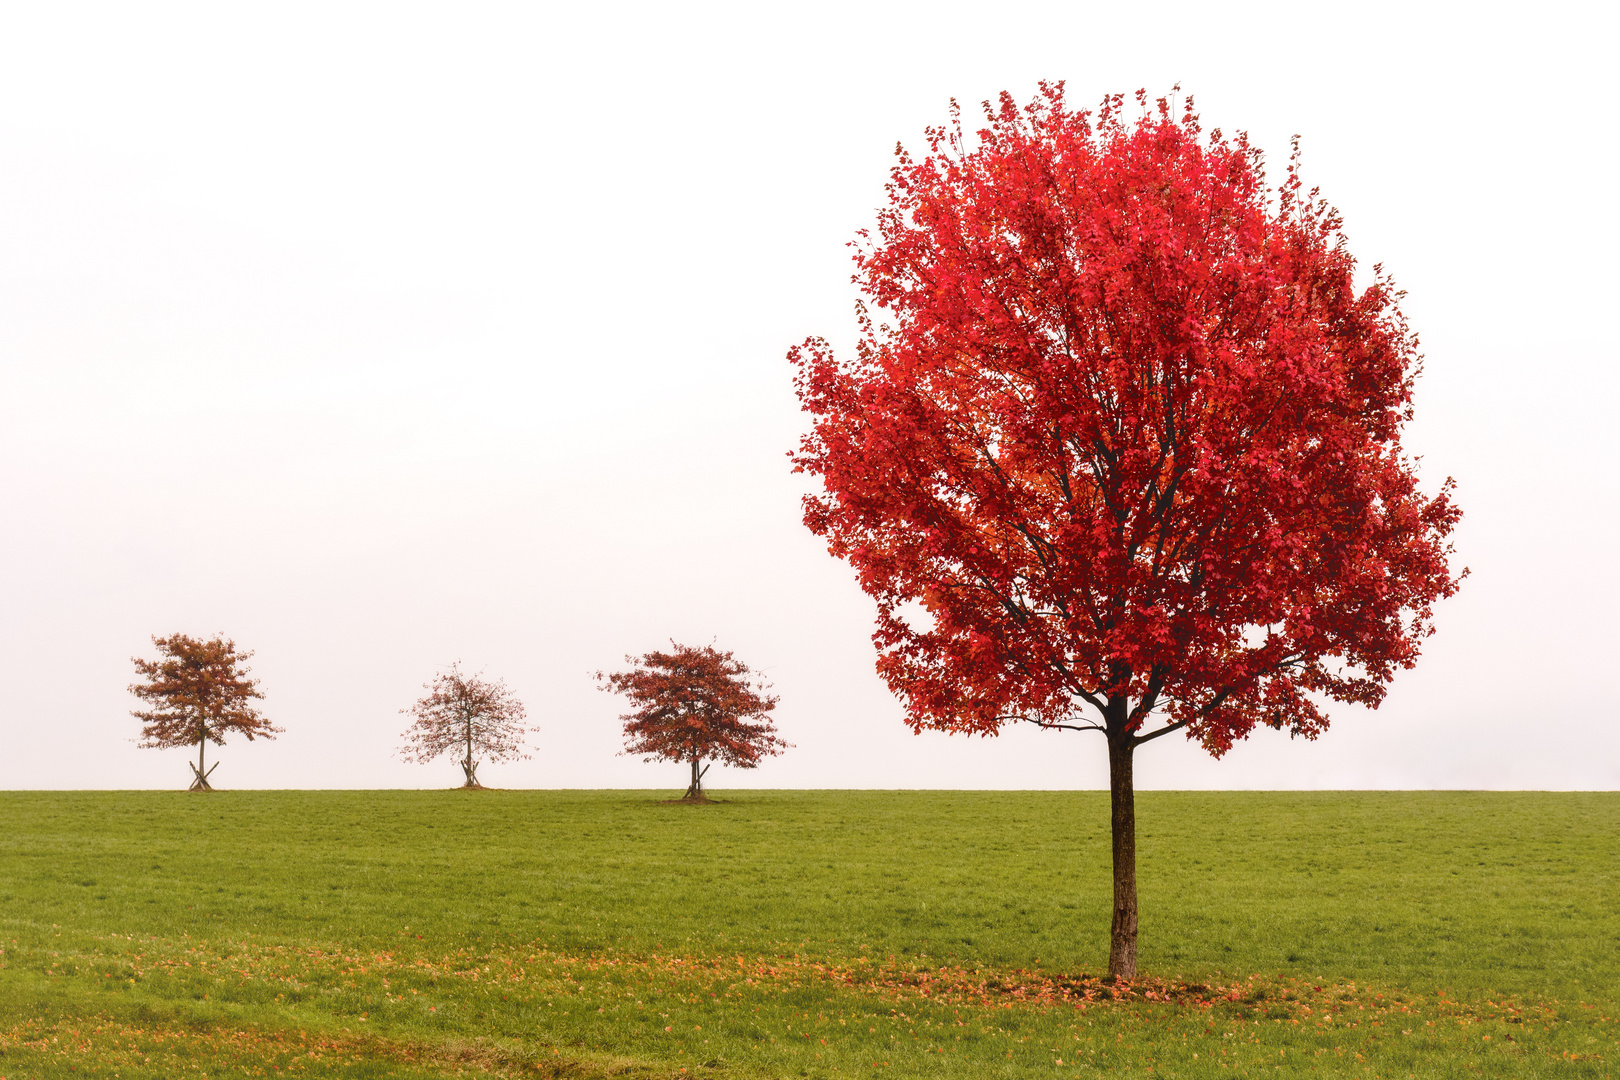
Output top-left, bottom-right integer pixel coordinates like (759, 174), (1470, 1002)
(597, 642), (787, 800)
(130, 634), (278, 791)
(398, 664), (533, 788)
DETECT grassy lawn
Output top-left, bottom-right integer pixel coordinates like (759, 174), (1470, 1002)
(0, 789), (1615, 1077)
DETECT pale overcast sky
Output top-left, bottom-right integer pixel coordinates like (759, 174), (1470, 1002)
(0, 1), (1614, 791)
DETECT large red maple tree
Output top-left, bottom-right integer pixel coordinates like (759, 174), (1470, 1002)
(790, 85), (1463, 979)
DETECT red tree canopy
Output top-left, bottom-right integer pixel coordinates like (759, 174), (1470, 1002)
(790, 85), (1464, 754)
(130, 633), (277, 749)
(398, 664), (532, 786)
(598, 643), (787, 771)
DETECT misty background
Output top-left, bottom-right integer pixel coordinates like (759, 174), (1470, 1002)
(0, 1), (1614, 791)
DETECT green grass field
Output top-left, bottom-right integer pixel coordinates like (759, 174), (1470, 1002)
(0, 789), (1615, 1078)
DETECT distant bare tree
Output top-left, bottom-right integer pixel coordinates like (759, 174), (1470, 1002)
(398, 664), (533, 788)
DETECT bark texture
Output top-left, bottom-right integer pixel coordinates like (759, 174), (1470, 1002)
(1107, 715), (1139, 980)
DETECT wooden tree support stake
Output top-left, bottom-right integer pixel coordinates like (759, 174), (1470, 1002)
(188, 761), (218, 793)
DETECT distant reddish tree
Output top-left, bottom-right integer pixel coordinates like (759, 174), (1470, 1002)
(790, 85), (1464, 978)
(130, 634), (278, 791)
(597, 643), (787, 800)
(398, 664), (533, 788)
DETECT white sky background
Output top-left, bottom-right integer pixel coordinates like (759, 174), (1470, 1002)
(0, 1), (1614, 791)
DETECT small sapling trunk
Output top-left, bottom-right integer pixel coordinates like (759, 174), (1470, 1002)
(683, 758), (712, 801)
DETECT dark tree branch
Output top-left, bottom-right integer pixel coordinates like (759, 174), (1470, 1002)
(1132, 717), (1191, 746)
(1010, 714), (1106, 734)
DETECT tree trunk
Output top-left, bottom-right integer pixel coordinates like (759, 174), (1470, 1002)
(1107, 725), (1138, 980)
(461, 715), (481, 788)
(189, 727), (213, 792)
(683, 756), (706, 800)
